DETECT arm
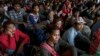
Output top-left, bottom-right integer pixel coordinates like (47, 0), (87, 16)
(39, 48), (51, 56)
(18, 29), (30, 44)
(65, 30), (76, 46)
(17, 29), (30, 54)
(77, 31), (91, 43)
(29, 15), (36, 26)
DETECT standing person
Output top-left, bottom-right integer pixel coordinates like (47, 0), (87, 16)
(0, 20), (30, 56)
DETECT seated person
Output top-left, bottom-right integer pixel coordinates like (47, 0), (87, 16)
(0, 20), (30, 56)
(62, 17), (91, 56)
(38, 26), (74, 56)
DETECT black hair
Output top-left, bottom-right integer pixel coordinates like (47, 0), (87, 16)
(32, 3), (39, 9)
(3, 19), (15, 31)
(86, 1), (95, 9)
(47, 25), (59, 34)
(13, 2), (21, 7)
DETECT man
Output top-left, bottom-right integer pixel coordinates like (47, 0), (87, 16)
(9, 3), (26, 24)
(62, 17), (90, 56)
(9, 3), (27, 32)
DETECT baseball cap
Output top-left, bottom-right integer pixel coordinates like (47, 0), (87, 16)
(74, 17), (86, 24)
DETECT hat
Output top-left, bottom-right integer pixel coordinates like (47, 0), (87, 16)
(74, 17), (86, 24)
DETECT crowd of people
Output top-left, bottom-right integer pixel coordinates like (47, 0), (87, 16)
(0, 0), (100, 56)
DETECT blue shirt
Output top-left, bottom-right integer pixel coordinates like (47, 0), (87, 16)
(28, 13), (39, 26)
(92, 20), (100, 32)
(62, 27), (78, 46)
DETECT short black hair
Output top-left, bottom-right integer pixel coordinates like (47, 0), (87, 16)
(3, 19), (15, 31)
(47, 25), (59, 34)
(32, 3), (39, 9)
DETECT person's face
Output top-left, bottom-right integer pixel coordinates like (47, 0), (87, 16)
(63, 4), (67, 9)
(14, 4), (21, 11)
(68, 4), (71, 8)
(91, 5), (95, 11)
(75, 23), (84, 31)
(56, 21), (62, 28)
(6, 24), (16, 34)
(49, 11), (54, 22)
(34, 6), (39, 13)
(74, 11), (79, 17)
(39, 5), (44, 11)
(51, 30), (60, 44)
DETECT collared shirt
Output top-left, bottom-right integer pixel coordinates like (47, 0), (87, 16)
(28, 13), (40, 27)
(29, 13), (39, 23)
(62, 27), (78, 46)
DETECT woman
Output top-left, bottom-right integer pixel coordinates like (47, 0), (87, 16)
(0, 20), (30, 56)
(39, 26), (73, 56)
(48, 17), (63, 36)
(53, 18), (64, 36)
(40, 26), (60, 56)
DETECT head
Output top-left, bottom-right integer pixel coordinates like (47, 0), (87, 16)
(48, 10), (55, 22)
(39, 3), (44, 11)
(62, 4), (67, 9)
(65, 1), (71, 8)
(14, 3), (21, 11)
(3, 20), (16, 34)
(87, 2), (95, 10)
(48, 26), (60, 44)
(53, 18), (62, 28)
(73, 9), (80, 17)
(32, 4), (39, 13)
(91, 4), (95, 11)
(73, 17), (86, 31)
(74, 23), (84, 31)
(74, 11), (80, 17)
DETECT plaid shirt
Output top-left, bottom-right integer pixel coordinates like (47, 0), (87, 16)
(9, 9), (26, 22)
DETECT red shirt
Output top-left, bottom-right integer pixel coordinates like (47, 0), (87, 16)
(89, 29), (100, 54)
(0, 29), (30, 52)
(61, 8), (71, 18)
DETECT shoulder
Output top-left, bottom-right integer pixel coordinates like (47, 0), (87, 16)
(15, 29), (21, 34)
(29, 13), (34, 17)
(20, 8), (25, 11)
(9, 10), (15, 13)
(62, 27), (78, 37)
(39, 47), (51, 56)
(0, 33), (7, 39)
(65, 27), (76, 33)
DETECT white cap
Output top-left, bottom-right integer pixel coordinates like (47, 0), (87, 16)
(75, 17), (86, 24)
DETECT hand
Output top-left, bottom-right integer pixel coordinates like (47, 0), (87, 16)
(62, 13), (66, 16)
(6, 31), (14, 37)
(23, 22), (28, 27)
